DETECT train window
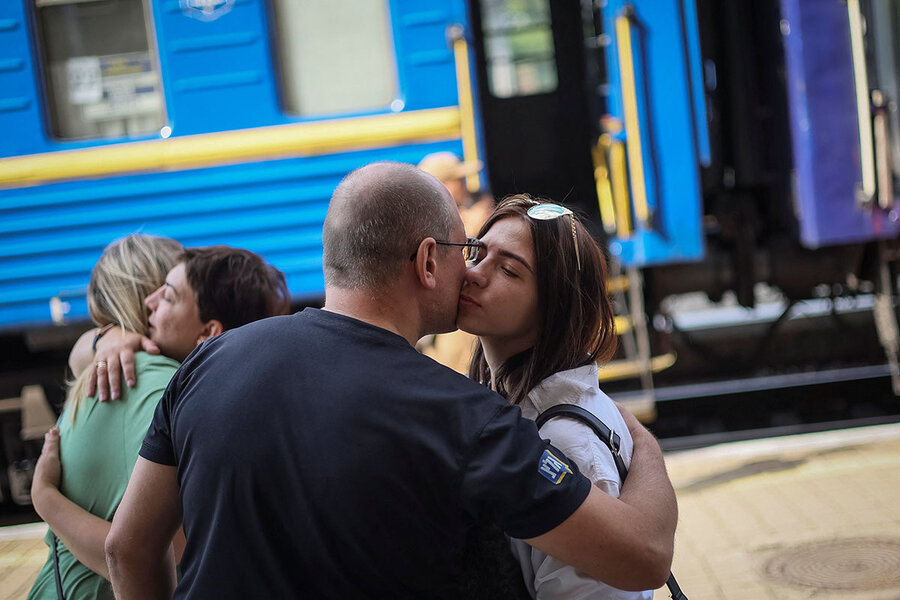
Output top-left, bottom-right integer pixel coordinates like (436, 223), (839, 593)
(33, 0), (166, 140)
(271, 0), (398, 117)
(479, 0), (558, 98)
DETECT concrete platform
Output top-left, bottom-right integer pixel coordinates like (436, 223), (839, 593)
(0, 523), (47, 600)
(655, 422), (900, 599)
(1, 423), (898, 599)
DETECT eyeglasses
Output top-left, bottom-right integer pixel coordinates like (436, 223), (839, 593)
(410, 237), (485, 262)
(499, 199), (581, 271)
(436, 237), (485, 262)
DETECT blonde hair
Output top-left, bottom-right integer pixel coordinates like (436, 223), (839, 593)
(67, 234), (183, 422)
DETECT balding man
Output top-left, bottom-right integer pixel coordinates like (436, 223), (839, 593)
(106, 162), (676, 599)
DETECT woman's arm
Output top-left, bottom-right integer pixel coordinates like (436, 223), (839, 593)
(32, 427), (186, 579)
(31, 428), (113, 578)
(68, 330), (95, 376)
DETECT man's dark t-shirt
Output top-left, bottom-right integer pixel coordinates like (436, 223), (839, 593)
(140, 308), (590, 599)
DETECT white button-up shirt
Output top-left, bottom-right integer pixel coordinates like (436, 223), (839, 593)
(510, 363), (654, 600)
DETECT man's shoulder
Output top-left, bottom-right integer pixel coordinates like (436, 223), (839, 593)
(215, 309), (380, 346)
(227, 312), (302, 338)
(358, 345), (510, 432)
(408, 351), (501, 399)
(189, 313), (302, 359)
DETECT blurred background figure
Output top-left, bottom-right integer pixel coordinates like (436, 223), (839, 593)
(416, 152), (493, 373)
(417, 151), (481, 210)
(417, 152), (492, 237)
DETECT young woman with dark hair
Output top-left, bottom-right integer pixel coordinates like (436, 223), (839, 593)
(459, 195), (654, 599)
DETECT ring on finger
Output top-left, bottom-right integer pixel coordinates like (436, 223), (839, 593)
(96, 361), (108, 370)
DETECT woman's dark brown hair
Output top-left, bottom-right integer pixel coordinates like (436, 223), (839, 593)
(181, 246), (291, 330)
(467, 195), (617, 406)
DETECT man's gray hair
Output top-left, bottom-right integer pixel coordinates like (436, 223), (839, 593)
(323, 161), (457, 289)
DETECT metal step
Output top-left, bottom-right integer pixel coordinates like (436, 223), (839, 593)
(598, 352), (676, 382)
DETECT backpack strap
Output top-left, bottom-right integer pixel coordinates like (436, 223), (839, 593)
(535, 403), (688, 600)
(535, 404), (628, 481)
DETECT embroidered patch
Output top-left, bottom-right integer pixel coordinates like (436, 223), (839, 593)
(538, 449), (573, 484)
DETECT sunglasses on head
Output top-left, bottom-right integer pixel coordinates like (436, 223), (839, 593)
(498, 198), (581, 271)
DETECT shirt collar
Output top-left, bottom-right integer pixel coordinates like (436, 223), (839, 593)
(520, 362), (599, 420)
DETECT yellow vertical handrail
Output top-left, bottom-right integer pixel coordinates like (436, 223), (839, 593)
(615, 12), (650, 228)
(847, 0), (876, 203)
(449, 25), (482, 192)
(593, 134), (618, 234)
(609, 139), (633, 236)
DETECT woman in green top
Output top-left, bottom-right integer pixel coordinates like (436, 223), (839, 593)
(28, 233), (182, 600)
(28, 239), (290, 600)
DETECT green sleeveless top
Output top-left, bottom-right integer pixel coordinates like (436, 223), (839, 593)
(28, 353), (179, 600)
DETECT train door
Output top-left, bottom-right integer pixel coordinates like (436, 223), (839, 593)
(467, 0), (710, 267)
(465, 0), (599, 222)
(780, 0), (900, 247)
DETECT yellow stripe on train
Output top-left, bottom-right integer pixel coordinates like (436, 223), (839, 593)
(0, 107), (462, 188)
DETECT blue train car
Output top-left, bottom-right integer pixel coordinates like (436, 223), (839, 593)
(0, 0), (479, 331)
(5, 0), (896, 334)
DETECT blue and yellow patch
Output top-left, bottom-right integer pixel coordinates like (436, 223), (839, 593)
(538, 449), (573, 484)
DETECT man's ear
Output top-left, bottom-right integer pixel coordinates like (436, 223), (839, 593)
(412, 237), (439, 290)
(196, 320), (225, 345)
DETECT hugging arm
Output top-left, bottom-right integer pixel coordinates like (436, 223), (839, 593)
(31, 429), (185, 581)
(107, 457), (181, 600)
(69, 326), (158, 402)
(525, 419), (677, 591)
(31, 428), (113, 578)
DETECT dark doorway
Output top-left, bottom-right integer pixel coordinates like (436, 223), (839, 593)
(467, 0), (600, 223)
